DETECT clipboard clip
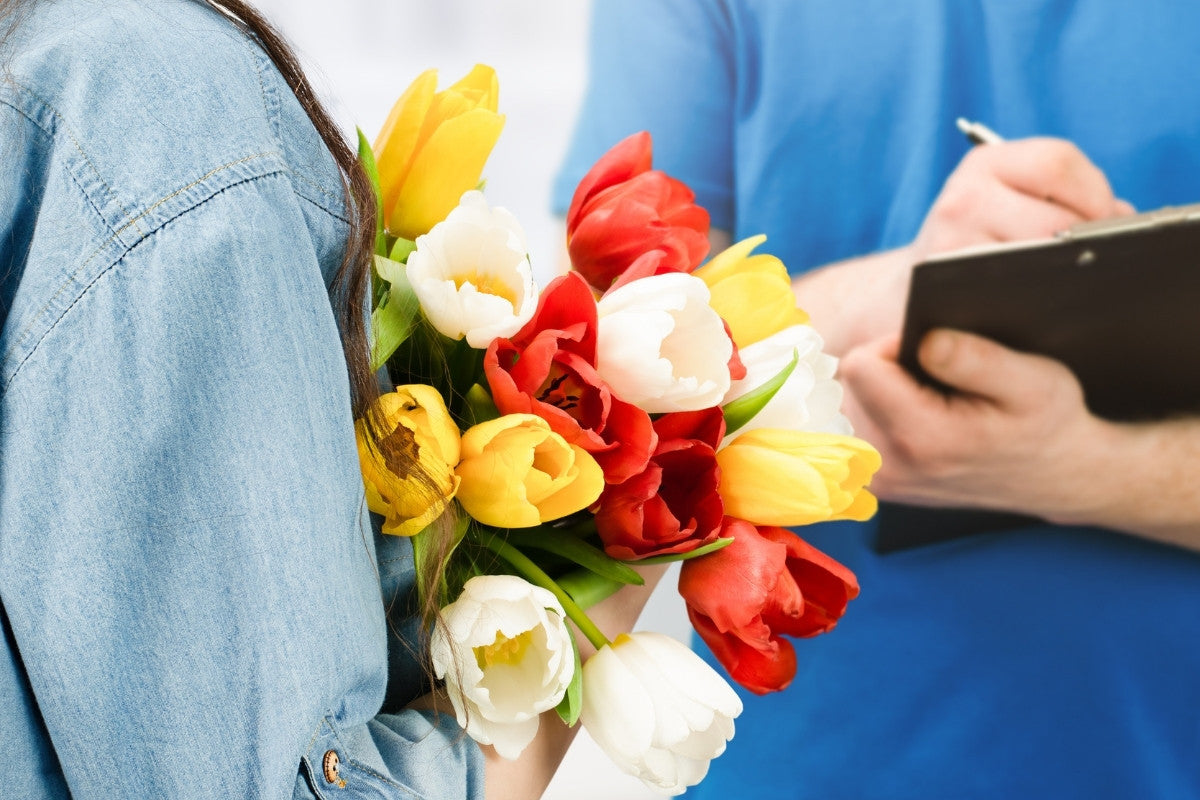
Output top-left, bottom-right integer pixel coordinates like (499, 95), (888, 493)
(1058, 202), (1200, 240)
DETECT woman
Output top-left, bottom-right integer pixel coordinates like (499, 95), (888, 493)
(0, 1), (655, 797)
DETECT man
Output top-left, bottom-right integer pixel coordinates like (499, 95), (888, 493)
(554, 2), (1200, 797)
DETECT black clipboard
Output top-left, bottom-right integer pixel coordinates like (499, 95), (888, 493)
(877, 203), (1200, 553)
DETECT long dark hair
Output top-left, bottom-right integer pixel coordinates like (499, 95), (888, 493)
(3, 0), (454, 631)
(197, 2), (454, 635)
(202, 0), (379, 420)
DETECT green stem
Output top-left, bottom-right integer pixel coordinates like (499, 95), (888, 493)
(479, 530), (611, 652)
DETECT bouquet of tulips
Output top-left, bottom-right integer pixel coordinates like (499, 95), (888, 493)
(356, 64), (882, 796)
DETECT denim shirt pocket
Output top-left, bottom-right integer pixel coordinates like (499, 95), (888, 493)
(299, 717), (427, 800)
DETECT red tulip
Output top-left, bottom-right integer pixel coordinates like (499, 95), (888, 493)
(566, 132), (710, 292)
(484, 273), (656, 485)
(594, 408), (725, 559)
(679, 519), (859, 694)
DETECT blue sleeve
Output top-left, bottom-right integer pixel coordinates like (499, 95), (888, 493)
(0, 168), (482, 799)
(553, 0), (737, 230)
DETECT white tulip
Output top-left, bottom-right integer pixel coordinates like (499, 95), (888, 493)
(582, 632), (743, 796)
(723, 324), (853, 444)
(595, 272), (733, 413)
(406, 191), (538, 348)
(430, 575), (575, 759)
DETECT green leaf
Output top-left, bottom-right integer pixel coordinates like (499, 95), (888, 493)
(370, 294), (418, 372)
(356, 128), (387, 258)
(462, 383), (501, 427)
(370, 257), (422, 371)
(389, 236), (418, 263)
(410, 512), (470, 608)
(373, 254), (408, 286)
(634, 536), (735, 565)
(556, 568), (624, 610)
(722, 348), (800, 436)
(555, 635), (584, 727)
(446, 338), (486, 421)
(505, 529), (644, 587)
(476, 530), (610, 651)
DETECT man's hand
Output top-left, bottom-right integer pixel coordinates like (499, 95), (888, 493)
(912, 137), (1135, 259)
(794, 138), (1134, 355)
(839, 330), (1200, 551)
(838, 329), (1108, 521)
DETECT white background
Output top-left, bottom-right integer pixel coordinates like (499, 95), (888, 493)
(251, 3), (691, 797)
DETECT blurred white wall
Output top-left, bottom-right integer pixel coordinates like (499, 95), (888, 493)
(255, 0), (590, 283)
(251, 3), (690, 797)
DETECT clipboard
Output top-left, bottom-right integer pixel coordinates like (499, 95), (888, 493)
(877, 203), (1200, 552)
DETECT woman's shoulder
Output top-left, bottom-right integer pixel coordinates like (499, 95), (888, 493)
(3, 0), (345, 229)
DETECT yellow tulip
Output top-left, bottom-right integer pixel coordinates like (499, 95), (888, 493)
(455, 414), (604, 529)
(716, 428), (881, 526)
(693, 235), (809, 348)
(356, 385), (462, 536)
(373, 64), (505, 240)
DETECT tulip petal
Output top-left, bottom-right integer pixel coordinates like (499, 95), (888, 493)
(596, 272), (732, 413)
(373, 69), (438, 216)
(565, 130), (653, 226)
(582, 644), (656, 763)
(582, 632), (740, 795)
(696, 236), (809, 348)
(717, 429), (880, 526)
(694, 234), (767, 284)
(390, 108), (506, 239)
(477, 715), (541, 761)
(528, 445), (604, 522)
(431, 576), (574, 761)
(447, 63), (500, 109)
(566, 133), (710, 290)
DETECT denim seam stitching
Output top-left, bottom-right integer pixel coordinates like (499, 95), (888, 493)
(288, 171), (350, 219)
(1, 163), (286, 397)
(252, 47), (284, 152)
(299, 722), (330, 800)
(248, 47), (346, 218)
(292, 178), (351, 224)
(0, 90), (132, 241)
(289, 167), (344, 204)
(2, 84), (141, 237)
(2, 151), (277, 385)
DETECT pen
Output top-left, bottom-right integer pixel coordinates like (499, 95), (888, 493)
(955, 117), (1004, 146)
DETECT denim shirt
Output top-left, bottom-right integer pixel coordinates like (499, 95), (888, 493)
(0, 1), (483, 797)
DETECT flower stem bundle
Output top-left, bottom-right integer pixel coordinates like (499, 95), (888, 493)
(355, 65), (882, 795)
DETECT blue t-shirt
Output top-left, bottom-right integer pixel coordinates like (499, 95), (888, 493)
(555, 2), (1200, 797)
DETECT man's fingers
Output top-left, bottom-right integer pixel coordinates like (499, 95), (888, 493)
(917, 329), (1077, 412)
(980, 183), (1083, 241)
(1114, 199), (1137, 216)
(839, 335), (927, 434)
(981, 138), (1121, 220)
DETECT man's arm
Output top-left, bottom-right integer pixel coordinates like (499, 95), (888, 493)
(717, 137), (1200, 550)
(839, 330), (1200, 552)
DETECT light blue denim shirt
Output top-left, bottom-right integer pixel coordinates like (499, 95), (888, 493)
(0, 1), (483, 797)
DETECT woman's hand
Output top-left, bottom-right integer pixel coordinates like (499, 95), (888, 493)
(442, 563), (669, 800)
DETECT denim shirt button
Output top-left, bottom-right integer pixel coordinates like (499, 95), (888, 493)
(322, 750), (346, 788)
